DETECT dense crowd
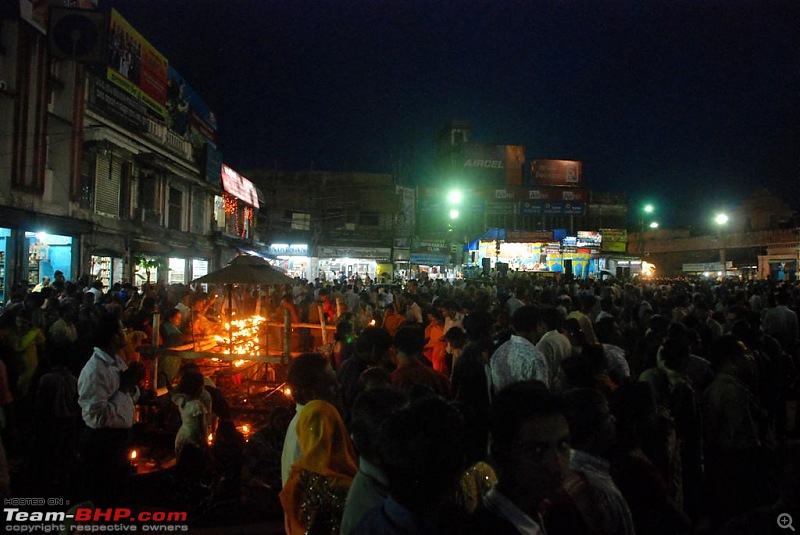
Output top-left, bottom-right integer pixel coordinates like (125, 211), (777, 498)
(0, 270), (798, 534)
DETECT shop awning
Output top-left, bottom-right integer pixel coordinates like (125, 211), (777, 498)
(130, 239), (171, 255)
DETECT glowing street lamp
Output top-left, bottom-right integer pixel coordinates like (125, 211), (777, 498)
(649, 221), (659, 229)
(449, 208), (460, 220)
(715, 212), (729, 277)
(449, 190), (463, 204)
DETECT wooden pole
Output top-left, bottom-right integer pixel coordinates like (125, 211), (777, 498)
(151, 312), (160, 392)
(283, 308), (291, 365)
(318, 304), (328, 345)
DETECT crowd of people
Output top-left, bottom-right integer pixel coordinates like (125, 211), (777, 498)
(0, 268), (798, 534)
(276, 273), (800, 535)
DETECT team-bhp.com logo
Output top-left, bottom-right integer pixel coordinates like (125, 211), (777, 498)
(4, 500), (188, 532)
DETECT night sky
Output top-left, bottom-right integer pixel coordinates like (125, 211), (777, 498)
(113, 0), (800, 228)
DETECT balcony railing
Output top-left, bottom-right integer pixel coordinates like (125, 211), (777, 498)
(145, 118), (194, 161)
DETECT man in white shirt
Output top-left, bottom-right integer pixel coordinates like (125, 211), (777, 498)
(490, 306), (551, 392)
(78, 314), (144, 506)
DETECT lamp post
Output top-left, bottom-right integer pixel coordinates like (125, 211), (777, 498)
(447, 189), (463, 272)
(639, 203), (657, 255)
(715, 212), (728, 278)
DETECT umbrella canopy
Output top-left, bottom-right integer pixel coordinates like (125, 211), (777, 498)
(192, 255), (295, 285)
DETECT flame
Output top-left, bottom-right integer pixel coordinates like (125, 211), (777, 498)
(207, 433), (214, 444)
(241, 424), (250, 434)
(214, 315), (266, 355)
(369, 319), (376, 326)
(130, 449), (138, 461)
(283, 386), (292, 397)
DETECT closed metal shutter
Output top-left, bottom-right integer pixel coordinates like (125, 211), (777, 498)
(94, 153), (121, 217)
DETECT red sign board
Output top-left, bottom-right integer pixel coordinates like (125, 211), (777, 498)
(221, 164), (259, 208)
(530, 159), (583, 187)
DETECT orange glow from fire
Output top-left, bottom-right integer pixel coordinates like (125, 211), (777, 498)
(130, 449), (138, 460)
(215, 315), (266, 355)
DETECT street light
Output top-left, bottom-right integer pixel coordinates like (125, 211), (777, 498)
(639, 203), (657, 256)
(715, 212), (728, 278)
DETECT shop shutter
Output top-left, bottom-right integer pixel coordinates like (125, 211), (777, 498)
(94, 153), (121, 217)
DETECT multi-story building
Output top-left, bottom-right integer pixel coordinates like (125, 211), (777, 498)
(247, 169), (413, 281)
(421, 121), (630, 277)
(0, 5), (256, 301)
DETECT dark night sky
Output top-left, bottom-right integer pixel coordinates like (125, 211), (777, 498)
(113, 0), (800, 228)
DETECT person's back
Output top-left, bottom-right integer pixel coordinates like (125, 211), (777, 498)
(341, 387), (408, 535)
(490, 305), (549, 392)
(281, 353), (339, 487)
(280, 399), (357, 535)
(390, 325), (450, 398)
(352, 397), (465, 534)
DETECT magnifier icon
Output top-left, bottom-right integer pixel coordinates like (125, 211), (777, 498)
(779, 513), (795, 531)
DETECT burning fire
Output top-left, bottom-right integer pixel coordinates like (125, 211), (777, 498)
(130, 449), (138, 461)
(215, 315), (266, 355)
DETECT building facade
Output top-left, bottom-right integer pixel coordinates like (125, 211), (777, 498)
(247, 169), (412, 281)
(0, 5), (258, 302)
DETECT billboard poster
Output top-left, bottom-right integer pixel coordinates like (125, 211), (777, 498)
(521, 200), (586, 216)
(530, 159), (583, 188)
(221, 164), (259, 208)
(106, 9), (168, 119)
(167, 66), (218, 144)
(577, 230), (602, 248)
(600, 228), (628, 253)
(459, 144), (526, 185)
(506, 230), (554, 243)
(205, 142), (223, 186)
(526, 188), (588, 202)
(86, 75), (148, 132)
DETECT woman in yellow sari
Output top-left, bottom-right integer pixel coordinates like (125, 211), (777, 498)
(279, 399), (357, 535)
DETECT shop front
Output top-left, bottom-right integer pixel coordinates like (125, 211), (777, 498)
(90, 254), (124, 288)
(317, 245), (391, 282)
(0, 228), (10, 303)
(26, 231), (75, 286)
(268, 243), (310, 280)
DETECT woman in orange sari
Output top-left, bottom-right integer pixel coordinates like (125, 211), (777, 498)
(279, 399), (358, 535)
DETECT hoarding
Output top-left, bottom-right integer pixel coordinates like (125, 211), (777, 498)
(459, 144), (526, 185)
(506, 230), (554, 243)
(106, 9), (168, 118)
(600, 228), (628, 253)
(86, 75), (148, 132)
(167, 67), (218, 143)
(519, 200), (586, 216)
(530, 159), (583, 188)
(221, 164), (259, 208)
(577, 230), (602, 248)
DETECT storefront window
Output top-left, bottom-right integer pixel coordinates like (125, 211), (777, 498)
(0, 228), (9, 303)
(168, 257), (186, 284)
(192, 259), (208, 280)
(90, 256), (124, 288)
(26, 231), (72, 285)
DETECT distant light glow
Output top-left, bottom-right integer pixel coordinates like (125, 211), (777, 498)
(649, 221), (659, 229)
(643, 204), (654, 214)
(449, 209), (459, 219)
(715, 213), (729, 225)
(449, 190), (463, 204)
